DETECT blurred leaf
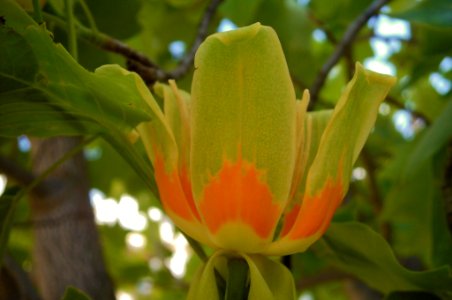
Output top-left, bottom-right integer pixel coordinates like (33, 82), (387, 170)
(0, 187), (20, 266)
(314, 222), (452, 297)
(0, 0), (158, 194)
(0, 5), (151, 136)
(385, 290), (441, 300)
(309, 0), (373, 32)
(74, 0), (142, 40)
(391, 0), (452, 28)
(61, 287), (92, 300)
(404, 99), (452, 177)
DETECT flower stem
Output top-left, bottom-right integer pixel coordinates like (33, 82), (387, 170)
(32, 0), (43, 23)
(225, 257), (249, 300)
(64, 0), (78, 60)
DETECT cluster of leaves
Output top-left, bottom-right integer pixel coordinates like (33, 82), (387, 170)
(0, 0), (451, 299)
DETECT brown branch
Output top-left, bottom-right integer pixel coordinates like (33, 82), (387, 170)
(167, 0), (225, 79)
(43, 0), (224, 83)
(0, 156), (53, 197)
(128, 0), (224, 83)
(385, 95), (431, 125)
(307, 12), (338, 45)
(296, 268), (353, 289)
(309, 0), (392, 109)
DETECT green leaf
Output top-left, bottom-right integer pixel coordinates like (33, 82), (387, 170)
(0, 0), (151, 137)
(61, 287), (92, 300)
(404, 99), (452, 178)
(314, 222), (452, 297)
(0, 0), (158, 195)
(391, 0), (452, 28)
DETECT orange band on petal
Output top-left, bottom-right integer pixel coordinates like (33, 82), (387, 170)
(287, 179), (343, 239)
(199, 157), (281, 239)
(280, 204), (300, 237)
(154, 154), (200, 221)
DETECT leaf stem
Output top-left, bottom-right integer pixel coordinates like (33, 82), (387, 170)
(77, 0), (98, 33)
(225, 257), (249, 300)
(32, 0), (43, 24)
(64, 0), (78, 60)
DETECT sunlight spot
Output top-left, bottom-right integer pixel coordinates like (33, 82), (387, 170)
(84, 146), (102, 161)
(90, 189), (118, 225)
(118, 195), (148, 231)
(440, 57), (452, 73)
(0, 174), (6, 196)
(159, 219), (175, 244)
(169, 40), (186, 59)
(312, 29), (326, 42)
(116, 291), (134, 300)
(137, 278), (153, 296)
(352, 167), (367, 181)
(149, 257), (163, 272)
(166, 233), (189, 278)
(217, 18), (237, 32)
(379, 102), (391, 115)
(299, 291), (314, 300)
(364, 58), (396, 76)
(94, 198), (118, 225)
(393, 110), (414, 139)
(126, 232), (147, 250)
(374, 15), (411, 40)
(296, 0), (310, 6)
(429, 73), (451, 95)
(148, 207), (163, 222)
(17, 135), (31, 153)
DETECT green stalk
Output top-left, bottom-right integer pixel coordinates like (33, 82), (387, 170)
(77, 0), (98, 33)
(32, 0), (43, 23)
(64, 0), (78, 60)
(225, 257), (249, 300)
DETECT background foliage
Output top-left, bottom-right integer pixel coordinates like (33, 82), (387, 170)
(0, 0), (451, 299)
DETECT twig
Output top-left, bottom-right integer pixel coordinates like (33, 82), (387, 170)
(385, 95), (431, 125)
(167, 0), (225, 79)
(43, 0), (224, 83)
(0, 156), (51, 197)
(42, 12), (156, 68)
(128, 0), (225, 83)
(309, 0), (392, 108)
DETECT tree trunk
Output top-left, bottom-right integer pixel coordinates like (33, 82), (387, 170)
(30, 137), (115, 300)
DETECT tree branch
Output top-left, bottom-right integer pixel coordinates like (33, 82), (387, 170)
(128, 0), (224, 83)
(385, 95), (431, 125)
(0, 156), (52, 197)
(309, 0), (391, 108)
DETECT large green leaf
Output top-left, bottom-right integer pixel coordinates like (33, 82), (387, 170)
(404, 99), (452, 178)
(0, 0), (154, 137)
(314, 222), (452, 297)
(0, 0), (158, 193)
(391, 0), (452, 28)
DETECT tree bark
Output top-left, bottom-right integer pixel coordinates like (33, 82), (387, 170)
(30, 137), (115, 300)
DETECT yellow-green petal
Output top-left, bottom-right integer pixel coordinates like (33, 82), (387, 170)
(266, 63), (396, 255)
(190, 23), (296, 243)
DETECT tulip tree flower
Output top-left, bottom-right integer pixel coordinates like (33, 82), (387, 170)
(138, 23), (395, 299)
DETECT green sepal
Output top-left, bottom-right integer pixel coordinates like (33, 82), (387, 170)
(188, 250), (296, 300)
